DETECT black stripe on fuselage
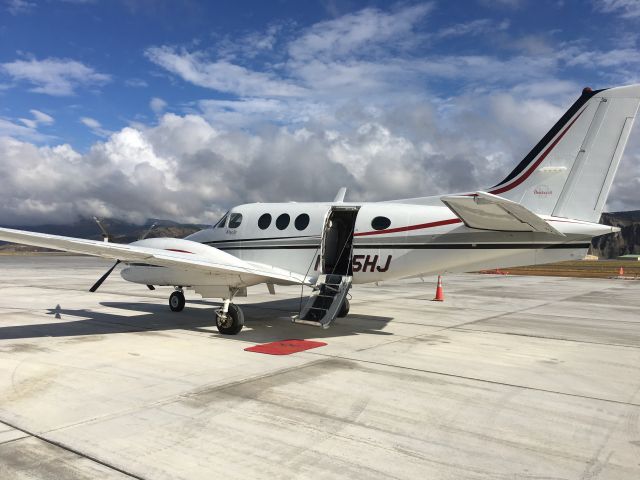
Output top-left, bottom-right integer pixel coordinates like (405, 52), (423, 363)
(492, 88), (605, 188)
(214, 243), (590, 251)
(203, 234), (319, 245)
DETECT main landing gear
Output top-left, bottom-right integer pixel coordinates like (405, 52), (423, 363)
(169, 289), (185, 312)
(337, 298), (350, 318)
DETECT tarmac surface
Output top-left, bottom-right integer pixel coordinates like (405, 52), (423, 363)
(0, 255), (639, 479)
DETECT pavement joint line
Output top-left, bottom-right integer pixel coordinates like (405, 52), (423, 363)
(452, 326), (640, 350)
(0, 434), (29, 446)
(307, 351), (640, 409)
(0, 417), (148, 480)
(475, 307), (640, 325)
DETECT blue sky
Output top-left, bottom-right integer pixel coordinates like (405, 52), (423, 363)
(1, 0), (640, 224)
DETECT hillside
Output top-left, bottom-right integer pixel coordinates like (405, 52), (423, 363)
(591, 211), (640, 258)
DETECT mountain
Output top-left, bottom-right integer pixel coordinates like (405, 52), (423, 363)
(591, 211), (640, 258)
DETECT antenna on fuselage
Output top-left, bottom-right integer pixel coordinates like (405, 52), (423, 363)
(334, 187), (347, 203)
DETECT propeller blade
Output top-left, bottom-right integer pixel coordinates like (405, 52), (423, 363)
(89, 260), (120, 292)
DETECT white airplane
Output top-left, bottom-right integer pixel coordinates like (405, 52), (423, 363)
(1, 85), (639, 334)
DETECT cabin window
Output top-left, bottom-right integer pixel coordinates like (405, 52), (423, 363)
(371, 216), (391, 230)
(228, 213), (243, 229)
(276, 213), (290, 230)
(258, 213), (271, 230)
(295, 213), (310, 231)
(215, 212), (229, 228)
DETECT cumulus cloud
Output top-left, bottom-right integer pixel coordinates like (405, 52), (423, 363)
(2, 3), (640, 227)
(0, 90), (593, 226)
(1, 57), (111, 96)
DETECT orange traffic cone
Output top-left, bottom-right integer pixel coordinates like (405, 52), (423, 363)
(433, 275), (444, 302)
(619, 266), (625, 276)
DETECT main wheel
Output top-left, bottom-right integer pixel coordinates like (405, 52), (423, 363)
(169, 291), (185, 312)
(337, 298), (350, 318)
(216, 303), (244, 335)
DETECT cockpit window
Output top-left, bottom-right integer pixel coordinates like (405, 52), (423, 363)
(228, 213), (242, 229)
(214, 212), (229, 228)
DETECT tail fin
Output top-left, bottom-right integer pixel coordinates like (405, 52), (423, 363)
(490, 85), (640, 222)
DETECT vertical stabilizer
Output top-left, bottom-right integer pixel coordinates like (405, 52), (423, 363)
(488, 85), (640, 222)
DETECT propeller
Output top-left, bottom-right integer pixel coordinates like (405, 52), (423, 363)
(89, 260), (120, 292)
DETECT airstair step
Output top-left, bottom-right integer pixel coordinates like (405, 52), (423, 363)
(293, 275), (352, 328)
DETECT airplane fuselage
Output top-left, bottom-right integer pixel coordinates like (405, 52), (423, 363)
(121, 201), (612, 290)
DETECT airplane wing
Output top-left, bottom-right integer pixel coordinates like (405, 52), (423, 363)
(440, 191), (564, 236)
(0, 227), (309, 285)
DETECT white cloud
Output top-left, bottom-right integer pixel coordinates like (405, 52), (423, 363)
(30, 109), (54, 124)
(1, 57), (111, 96)
(80, 116), (111, 137)
(3, 107), (53, 138)
(5, 0), (35, 15)
(478, 0), (525, 8)
(1, 88), (639, 226)
(145, 46), (305, 97)
(288, 4), (433, 61)
(125, 77), (148, 88)
(433, 19), (510, 40)
(594, 0), (640, 18)
(0, 117), (50, 142)
(2, 4), (640, 226)
(80, 116), (100, 129)
(150, 97), (167, 114)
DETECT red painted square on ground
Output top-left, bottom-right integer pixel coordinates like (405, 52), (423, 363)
(244, 339), (327, 355)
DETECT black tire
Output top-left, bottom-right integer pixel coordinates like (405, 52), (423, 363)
(337, 298), (350, 318)
(169, 291), (185, 312)
(216, 303), (244, 335)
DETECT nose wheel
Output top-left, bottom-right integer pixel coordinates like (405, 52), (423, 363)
(216, 301), (244, 335)
(169, 290), (185, 312)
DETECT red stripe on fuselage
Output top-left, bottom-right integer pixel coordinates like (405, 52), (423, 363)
(489, 106), (587, 195)
(354, 218), (462, 237)
(165, 248), (193, 254)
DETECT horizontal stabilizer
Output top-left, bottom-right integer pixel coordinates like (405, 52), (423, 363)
(441, 191), (564, 236)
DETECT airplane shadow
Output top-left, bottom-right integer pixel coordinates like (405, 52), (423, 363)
(0, 297), (394, 344)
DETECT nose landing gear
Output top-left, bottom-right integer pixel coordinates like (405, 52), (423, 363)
(215, 297), (244, 335)
(167, 287), (244, 335)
